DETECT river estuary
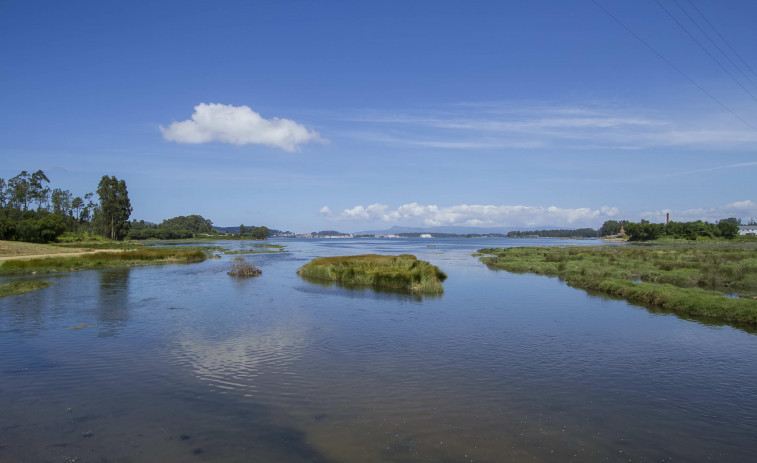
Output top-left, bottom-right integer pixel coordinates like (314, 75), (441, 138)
(1, 238), (755, 462)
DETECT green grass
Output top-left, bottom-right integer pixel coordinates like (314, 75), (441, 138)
(297, 254), (447, 295)
(478, 244), (757, 325)
(0, 248), (208, 275)
(0, 280), (54, 297)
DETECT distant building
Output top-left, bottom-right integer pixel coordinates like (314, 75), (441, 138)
(739, 225), (757, 236)
(420, 234), (432, 238)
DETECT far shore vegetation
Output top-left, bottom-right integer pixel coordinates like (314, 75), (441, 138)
(0, 248), (209, 276)
(0, 280), (54, 297)
(1, 170), (273, 247)
(508, 218), (753, 241)
(297, 254), (447, 295)
(478, 244), (757, 325)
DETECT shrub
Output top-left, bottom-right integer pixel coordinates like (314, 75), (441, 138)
(227, 260), (262, 277)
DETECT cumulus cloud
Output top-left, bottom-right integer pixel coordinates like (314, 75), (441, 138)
(160, 103), (325, 151)
(320, 202), (620, 228)
(640, 200), (757, 223)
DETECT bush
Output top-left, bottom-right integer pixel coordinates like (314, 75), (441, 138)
(228, 260), (262, 277)
(0, 217), (17, 240)
(14, 215), (66, 243)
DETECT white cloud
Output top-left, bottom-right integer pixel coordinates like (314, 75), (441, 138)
(321, 202), (620, 228)
(160, 103), (325, 151)
(640, 200), (757, 223)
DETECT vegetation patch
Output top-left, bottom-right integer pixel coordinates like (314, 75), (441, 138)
(478, 245), (757, 325)
(227, 260), (262, 277)
(0, 280), (54, 297)
(0, 248), (208, 275)
(297, 254), (447, 295)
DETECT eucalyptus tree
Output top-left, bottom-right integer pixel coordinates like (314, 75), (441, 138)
(50, 188), (73, 216)
(29, 170), (50, 211)
(71, 196), (84, 221)
(8, 171), (30, 211)
(96, 176), (132, 240)
(0, 178), (7, 211)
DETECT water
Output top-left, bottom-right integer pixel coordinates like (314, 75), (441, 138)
(1, 238), (756, 462)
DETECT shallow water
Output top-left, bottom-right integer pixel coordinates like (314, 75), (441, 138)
(1, 238), (756, 462)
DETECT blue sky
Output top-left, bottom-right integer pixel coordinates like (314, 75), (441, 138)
(2, 0), (756, 232)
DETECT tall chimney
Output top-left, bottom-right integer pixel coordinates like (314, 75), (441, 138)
(666, 212), (670, 225)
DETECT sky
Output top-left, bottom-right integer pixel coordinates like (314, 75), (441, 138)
(2, 0), (756, 232)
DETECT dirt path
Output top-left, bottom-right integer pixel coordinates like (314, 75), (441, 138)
(0, 249), (124, 262)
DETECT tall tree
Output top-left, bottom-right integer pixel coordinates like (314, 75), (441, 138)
(0, 178), (7, 211)
(71, 196), (84, 221)
(8, 171), (30, 211)
(29, 170), (50, 211)
(50, 188), (72, 216)
(96, 175), (132, 240)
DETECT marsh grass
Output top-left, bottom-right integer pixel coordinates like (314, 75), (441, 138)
(478, 244), (757, 324)
(0, 248), (208, 275)
(0, 280), (54, 297)
(297, 254), (447, 295)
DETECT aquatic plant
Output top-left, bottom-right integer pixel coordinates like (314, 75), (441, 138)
(297, 254), (447, 294)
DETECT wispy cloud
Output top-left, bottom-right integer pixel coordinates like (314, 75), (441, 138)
(662, 162), (757, 178)
(339, 102), (757, 151)
(320, 202), (620, 228)
(160, 103), (326, 151)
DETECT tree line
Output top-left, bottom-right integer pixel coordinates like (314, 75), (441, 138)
(507, 228), (598, 238)
(0, 170), (131, 242)
(1, 170), (272, 243)
(127, 214), (218, 240)
(619, 218), (741, 241)
(508, 217), (745, 241)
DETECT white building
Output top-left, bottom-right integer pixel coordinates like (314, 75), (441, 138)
(739, 225), (757, 236)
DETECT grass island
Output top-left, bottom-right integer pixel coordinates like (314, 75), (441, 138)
(297, 254), (447, 295)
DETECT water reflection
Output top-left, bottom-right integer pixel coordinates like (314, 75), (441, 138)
(96, 268), (130, 337)
(1, 238), (756, 462)
(296, 276), (438, 302)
